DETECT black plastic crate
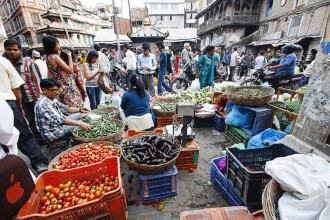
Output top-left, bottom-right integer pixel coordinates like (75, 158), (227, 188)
(194, 116), (214, 128)
(226, 144), (298, 205)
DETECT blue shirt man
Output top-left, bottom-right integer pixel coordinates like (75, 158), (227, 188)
(156, 41), (174, 95)
(137, 53), (157, 74)
(276, 53), (297, 76)
(137, 42), (157, 96)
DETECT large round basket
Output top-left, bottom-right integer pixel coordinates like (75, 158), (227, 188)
(72, 118), (124, 143)
(262, 179), (283, 220)
(225, 86), (274, 106)
(151, 99), (178, 117)
(48, 141), (119, 170)
(92, 106), (119, 119)
(121, 133), (180, 175)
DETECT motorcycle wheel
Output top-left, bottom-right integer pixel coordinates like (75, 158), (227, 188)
(171, 78), (188, 93)
(117, 76), (128, 91)
(240, 79), (261, 86)
(164, 75), (171, 86)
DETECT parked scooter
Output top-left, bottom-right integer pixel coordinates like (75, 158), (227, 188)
(110, 63), (127, 91)
(240, 66), (302, 90)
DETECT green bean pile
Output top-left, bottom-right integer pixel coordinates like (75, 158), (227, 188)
(74, 117), (122, 138)
(158, 102), (176, 112)
(91, 109), (118, 118)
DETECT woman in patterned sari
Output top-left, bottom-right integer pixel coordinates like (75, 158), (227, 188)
(42, 35), (83, 107)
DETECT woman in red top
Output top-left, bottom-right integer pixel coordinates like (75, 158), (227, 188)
(174, 53), (180, 74)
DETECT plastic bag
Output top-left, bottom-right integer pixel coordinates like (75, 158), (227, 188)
(285, 121), (294, 134)
(190, 79), (200, 91)
(247, 128), (287, 149)
(225, 105), (253, 128)
(216, 157), (226, 174)
(221, 143), (245, 156)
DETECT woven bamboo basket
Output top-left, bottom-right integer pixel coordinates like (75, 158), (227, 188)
(151, 98), (178, 117)
(48, 141), (119, 170)
(225, 86), (274, 106)
(91, 106), (119, 119)
(121, 133), (180, 175)
(262, 179), (284, 220)
(72, 118), (124, 143)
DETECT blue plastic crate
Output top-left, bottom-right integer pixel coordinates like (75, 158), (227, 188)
(139, 165), (178, 201)
(214, 113), (225, 131)
(241, 106), (272, 136)
(210, 157), (247, 208)
(225, 101), (272, 136)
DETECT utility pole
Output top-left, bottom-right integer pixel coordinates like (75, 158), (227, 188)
(128, 0), (133, 33)
(57, 0), (70, 41)
(112, 0), (120, 52)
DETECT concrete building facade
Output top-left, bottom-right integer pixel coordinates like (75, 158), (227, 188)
(0, 0), (111, 49)
(144, 0), (185, 29)
(196, 0), (260, 47)
(185, 0), (198, 28)
(256, 0), (330, 60)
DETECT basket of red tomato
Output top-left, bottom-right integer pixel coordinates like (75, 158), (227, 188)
(17, 157), (128, 220)
(48, 141), (120, 170)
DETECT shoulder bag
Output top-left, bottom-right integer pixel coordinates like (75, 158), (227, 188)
(0, 146), (35, 220)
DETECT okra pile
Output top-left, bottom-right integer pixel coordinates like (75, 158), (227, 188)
(122, 134), (181, 165)
(232, 88), (267, 97)
(158, 102), (176, 112)
(74, 117), (122, 138)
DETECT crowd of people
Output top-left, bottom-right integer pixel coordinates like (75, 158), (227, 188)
(0, 34), (316, 176)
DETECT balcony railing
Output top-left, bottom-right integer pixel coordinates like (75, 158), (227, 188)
(198, 11), (259, 35)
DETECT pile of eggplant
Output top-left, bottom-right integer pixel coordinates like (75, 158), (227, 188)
(122, 134), (181, 165)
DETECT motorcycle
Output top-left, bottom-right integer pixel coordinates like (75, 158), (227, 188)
(110, 63), (127, 91)
(240, 66), (302, 91)
(170, 63), (196, 93)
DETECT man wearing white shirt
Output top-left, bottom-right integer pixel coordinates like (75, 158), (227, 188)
(123, 43), (136, 89)
(255, 50), (267, 70)
(93, 44), (110, 74)
(229, 48), (239, 82)
(32, 51), (48, 79)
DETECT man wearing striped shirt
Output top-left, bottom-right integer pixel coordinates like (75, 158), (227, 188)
(4, 39), (43, 143)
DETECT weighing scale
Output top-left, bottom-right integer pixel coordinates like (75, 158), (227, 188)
(171, 102), (196, 147)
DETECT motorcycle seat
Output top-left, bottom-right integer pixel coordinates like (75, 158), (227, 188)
(293, 73), (303, 77)
(280, 79), (290, 84)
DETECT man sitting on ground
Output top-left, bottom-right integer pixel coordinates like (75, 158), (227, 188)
(35, 78), (91, 143)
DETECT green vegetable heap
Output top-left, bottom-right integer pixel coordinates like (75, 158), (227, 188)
(298, 85), (307, 92)
(74, 116), (122, 138)
(174, 86), (214, 104)
(233, 88), (267, 97)
(91, 109), (118, 118)
(158, 102), (175, 112)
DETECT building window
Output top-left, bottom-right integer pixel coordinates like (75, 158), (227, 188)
(170, 15), (172, 21)
(261, 23), (270, 34)
(207, 0), (212, 4)
(7, 0), (13, 13)
(288, 14), (303, 37)
(171, 4), (178, 10)
(10, 21), (15, 32)
(161, 4), (168, 10)
(13, 0), (19, 7)
(13, 17), (20, 30)
(39, 0), (46, 8)
(18, 14), (25, 27)
(77, 35), (80, 40)
(27, 0), (34, 4)
(31, 13), (40, 25)
(36, 33), (43, 43)
(151, 4), (158, 10)
(265, 0), (273, 17)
